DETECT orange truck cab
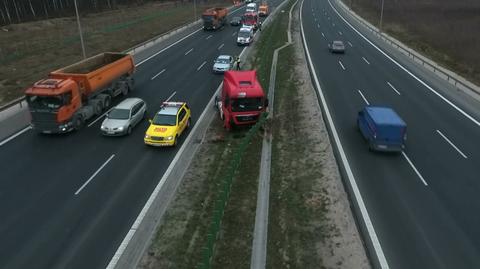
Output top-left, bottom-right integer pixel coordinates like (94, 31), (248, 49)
(25, 52), (135, 133)
(202, 7), (229, 30)
(259, 3), (269, 16)
(215, 70), (268, 130)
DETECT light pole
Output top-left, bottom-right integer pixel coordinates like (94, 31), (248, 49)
(379, 0), (385, 31)
(193, 0), (197, 21)
(74, 0), (86, 59)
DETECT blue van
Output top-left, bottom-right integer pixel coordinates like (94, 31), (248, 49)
(357, 106), (407, 152)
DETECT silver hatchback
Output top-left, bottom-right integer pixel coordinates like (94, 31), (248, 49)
(101, 98), (147, 136)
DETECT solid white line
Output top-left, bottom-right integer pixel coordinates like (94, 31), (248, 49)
(0, 126), (31, 146)
(321, 32), (325, 37)
(328, 0), (480, 128)
(75, 154), (115, 195)
(150, 68), (166, 80)
(401, 152), (428, 186)
(218, 43), (224, 50)
(358, 90), (370, 105)
(87, 107), (114, 127)
(387, 81), (401, 95)
(136, 27), (203, 66)
(197, 61), (207, 71)
(436, 130), (468, 159)
(232, 31), (237, 36)
(206, 34), (213, 39)
(165, 91), (176, 102)
(184, 48), (194, 55)
(300, 1), (389, 267)
(338, 60), (346, 70)
(362, 56), (370, 65)
(348, 41), (353, 47)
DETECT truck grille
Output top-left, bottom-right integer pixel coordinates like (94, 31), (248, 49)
(30, 111), (58, 130)
(236, 115), (258, 122)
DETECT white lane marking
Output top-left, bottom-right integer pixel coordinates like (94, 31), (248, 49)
(339, 31), (343, 35)
(88, 107), (114, 127)
(165, 91), (176, 102)
(348, 41), (353, 47)
(387, 81), (401, 95)
(218, 43), (224, 50)
(317, 24), (320, 28)
(232, 31), (237, 36)
(206, 34), (213, 40)
(362, 57), (370, 65)
(197, 61), (207, 71)
(327, 17), (330, 20)
(436, 130), (468, 159)
(75, 154), (115, 195)
(401, 152), (428, 186)
(299, 1), (389, 267)
(332, 23), (335, 26)
(358, 90), (370, 105)
(137, 27), (203, 66)
(184, 48), (194, 55)
(328, 0), (480, 128)
(321, 32), (325, 37)
(150, 68), (166, 80)
(0, 126), (31, 146)
(339, 60), (346, 70)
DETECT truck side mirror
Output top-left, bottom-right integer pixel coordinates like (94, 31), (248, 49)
(264, 98), (269, 107)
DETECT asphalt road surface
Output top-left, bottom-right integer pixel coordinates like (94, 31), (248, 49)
(0, 1), (283, 268)
(302, 0), (480, 268)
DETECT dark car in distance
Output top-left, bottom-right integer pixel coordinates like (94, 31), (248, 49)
(230, 16), (242, 26)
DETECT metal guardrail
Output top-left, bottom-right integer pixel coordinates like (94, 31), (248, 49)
(335, 0), (480, 97)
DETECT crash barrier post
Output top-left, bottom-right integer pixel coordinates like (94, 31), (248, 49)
(198, 112), (269, 269)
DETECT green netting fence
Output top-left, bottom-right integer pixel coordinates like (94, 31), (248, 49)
(198, 112), (268, 269)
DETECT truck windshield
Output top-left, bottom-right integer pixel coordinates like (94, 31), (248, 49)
(231, 98), (263, 112)
(202, 15), (214, 21)
(108, 108), (130, 120)
(153, 114), (177, 126)
(26, 95), (63, 111)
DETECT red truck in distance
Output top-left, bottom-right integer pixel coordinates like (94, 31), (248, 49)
(215, 70), (268, 130)
(242, 11), (259, 30)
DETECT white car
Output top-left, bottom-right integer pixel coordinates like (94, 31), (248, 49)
(213, 55), (234, 73)
(237, 26), (254, 46)
(101, 98), (147, 136)
(246, 3), (257, 12)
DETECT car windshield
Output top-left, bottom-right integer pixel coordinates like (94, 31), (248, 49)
(26, 94), (65, 111)
(238, 31), (250, 38)
(333, 41), (344, 46)
(231, 97), (263, 112)
(153, 114), (177, 126)
(216, 58), (230, 64)
(202, 15), (214, 21)
(232, 17), (241, 21)
(108, 108), (130, 120)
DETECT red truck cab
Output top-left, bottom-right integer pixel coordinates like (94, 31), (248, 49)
(242, 12), (259, 30)
(216, 70), (268, 130)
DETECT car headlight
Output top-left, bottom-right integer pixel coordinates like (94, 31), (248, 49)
(145, 134), (150, 139)
(165, 136), (174, 140)
(118, 126), (124, 131)
(101, 125), (106, 130)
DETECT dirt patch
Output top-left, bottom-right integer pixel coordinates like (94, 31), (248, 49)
(0, 0), (231, 105)
(347, 0), (480, 85)
(266, 3), (370, 269)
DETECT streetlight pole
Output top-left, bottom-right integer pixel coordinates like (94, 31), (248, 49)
(74, 0), (86, 59)
(193, 0), (197, 21)
(379, 0), (385, 31)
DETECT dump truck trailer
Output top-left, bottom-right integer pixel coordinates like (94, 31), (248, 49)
(202, 7), (228, 30)
(25, 52), (135, 133)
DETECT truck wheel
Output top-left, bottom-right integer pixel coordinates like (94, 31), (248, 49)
(104, 96), (112, 109)
(73, 116), (84, 131)
(94, 102), (103, 116)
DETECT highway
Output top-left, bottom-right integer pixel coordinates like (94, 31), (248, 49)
(301, 0), (480, 268)
(0, 2), (282, 268)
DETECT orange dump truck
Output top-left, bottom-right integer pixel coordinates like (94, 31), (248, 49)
(259, 3), (269, 16)
(202, 7), (228, 30)
(25, 52), (135, 133)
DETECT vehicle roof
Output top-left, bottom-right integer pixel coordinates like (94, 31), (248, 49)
(333, 40), (344, 45)
(217, 55), (232, 60)
(365, 106), (406, 126)
(247, 3), (256, 6)
(240, 26), (253, 31)
(223, 70), (264, 98)
(156, 102), (186, 116)
(115, 97), (143, 109)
